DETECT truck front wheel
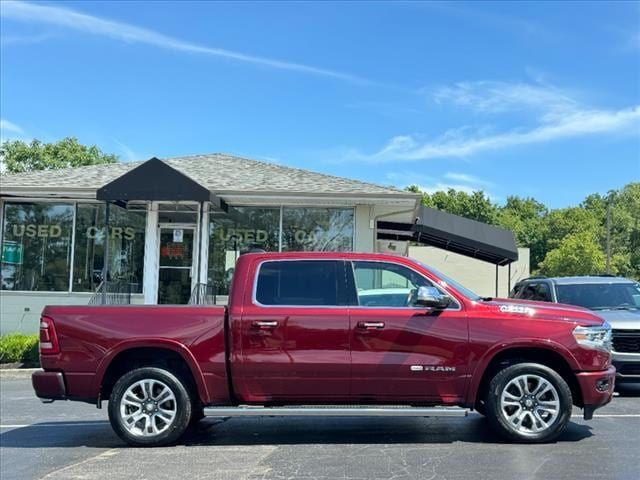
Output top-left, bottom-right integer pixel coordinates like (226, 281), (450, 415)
(485, 363), (572, 443)
(108, 367), (193, 447)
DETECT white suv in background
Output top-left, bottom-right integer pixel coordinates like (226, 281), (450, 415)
(511, 276), (640, 385)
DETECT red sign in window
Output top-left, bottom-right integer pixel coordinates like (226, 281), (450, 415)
(160, 243), (185, 259)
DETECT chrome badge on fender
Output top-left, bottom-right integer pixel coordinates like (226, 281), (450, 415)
(411, 365), (456, 372)
(499, 304), (536, 316)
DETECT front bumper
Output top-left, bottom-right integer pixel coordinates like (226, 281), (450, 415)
(612, 351), (640, 383)
(32, 371), (66, 402)
(575, 366), (615, 419)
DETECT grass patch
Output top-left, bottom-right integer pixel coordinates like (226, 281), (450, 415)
(0, 334), (39, 365)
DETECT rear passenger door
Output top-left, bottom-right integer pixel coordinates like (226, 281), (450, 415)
(237, 259), (352, 403)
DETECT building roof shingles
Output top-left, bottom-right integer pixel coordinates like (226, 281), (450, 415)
(0, 153), (413, 198)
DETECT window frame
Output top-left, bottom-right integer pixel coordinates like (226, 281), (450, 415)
(347, 260), (462, 311)
(251, 258), (350, 308)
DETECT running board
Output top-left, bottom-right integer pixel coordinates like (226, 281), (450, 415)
(203, 405), (468, 417)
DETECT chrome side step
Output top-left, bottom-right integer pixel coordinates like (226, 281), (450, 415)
(203, 405), (468, 417)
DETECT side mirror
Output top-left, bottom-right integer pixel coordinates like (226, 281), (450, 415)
(414, 286), (451, 310)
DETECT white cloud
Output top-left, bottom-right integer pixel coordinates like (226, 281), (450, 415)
(1, 1), (369, 84)
(111, 139), (143, 162)
(385, 170), (497, 199)
(432, 81), (578, 114)
(444, 172), (493, 187)
(349, 80), (640, 163)
(0, 119), (24, 134)
(0, 32), (55, 46)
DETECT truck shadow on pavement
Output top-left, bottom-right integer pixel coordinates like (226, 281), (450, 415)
(0, 416), (593, 449)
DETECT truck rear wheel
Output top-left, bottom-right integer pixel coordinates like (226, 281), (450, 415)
(485, 363), (572, 443)
(108, 367), (193, 447)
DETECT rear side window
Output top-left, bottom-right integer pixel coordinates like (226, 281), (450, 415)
(515, 282), (552, 302)
(255, 260), (341, 306)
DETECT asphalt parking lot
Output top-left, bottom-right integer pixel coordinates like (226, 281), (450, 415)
(1, 371), (639, 480)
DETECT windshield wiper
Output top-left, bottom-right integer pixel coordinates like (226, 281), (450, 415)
(479, 296), (493, 301)
(591, 306), (640, 311)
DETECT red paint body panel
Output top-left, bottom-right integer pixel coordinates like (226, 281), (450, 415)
(36, 251), (614, 414)
(39, 305), (228, 404)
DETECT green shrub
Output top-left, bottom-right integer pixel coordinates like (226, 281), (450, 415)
(0, 334), (40, 364)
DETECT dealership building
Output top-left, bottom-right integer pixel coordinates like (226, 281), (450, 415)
(0, 153), (527, 334)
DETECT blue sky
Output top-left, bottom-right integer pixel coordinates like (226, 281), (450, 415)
(1, 0), (639, 208)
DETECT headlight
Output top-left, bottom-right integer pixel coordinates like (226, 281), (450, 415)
(573, 322), (612, 351)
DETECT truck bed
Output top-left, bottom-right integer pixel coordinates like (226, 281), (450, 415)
(40, 305), (230, 404)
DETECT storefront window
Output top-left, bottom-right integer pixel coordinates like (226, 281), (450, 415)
(207, 206), (354, 300)
(281, 207), (354, 252)
(72, 204), (146, 293)
(1, 203), (74, 291)
(208, 207), (280, 297)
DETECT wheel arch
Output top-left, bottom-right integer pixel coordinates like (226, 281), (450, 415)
(96, 340), (210, 404)
(469, 343), (583, 409)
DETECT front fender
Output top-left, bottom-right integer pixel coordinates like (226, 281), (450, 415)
(465, 338), (581, 405)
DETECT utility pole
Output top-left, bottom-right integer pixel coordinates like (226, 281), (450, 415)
(605, 201), (611, 275)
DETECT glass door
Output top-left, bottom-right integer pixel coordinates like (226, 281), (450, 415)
(157, 227), (195, 304)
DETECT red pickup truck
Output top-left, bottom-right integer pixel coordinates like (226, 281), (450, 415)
(33, 252), (615, 446)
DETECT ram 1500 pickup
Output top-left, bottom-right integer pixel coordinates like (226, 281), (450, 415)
(32, 252), (615, 446)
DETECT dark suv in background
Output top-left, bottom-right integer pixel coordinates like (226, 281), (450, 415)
(511, 276), (640, 385)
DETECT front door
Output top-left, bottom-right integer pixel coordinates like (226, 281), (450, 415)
(237, 259), (351, 403)
(157, 227), (196, 304)
(348, 260), (469, 403)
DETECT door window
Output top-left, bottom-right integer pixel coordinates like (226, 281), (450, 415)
(255, 260), (342, 306)
(352, 261), (435, 308)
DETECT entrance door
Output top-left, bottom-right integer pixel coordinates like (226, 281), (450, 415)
(157, 227), (196, 304)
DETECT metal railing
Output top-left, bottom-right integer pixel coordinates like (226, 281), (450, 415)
(188, 283), (217, 305)
(88, 281), (135, 305)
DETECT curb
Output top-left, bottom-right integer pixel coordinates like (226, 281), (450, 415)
(0, 368), (41, 378)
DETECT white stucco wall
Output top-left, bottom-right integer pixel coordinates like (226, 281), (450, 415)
(0, 292), (145, 335)
(408, 246), (530, 298)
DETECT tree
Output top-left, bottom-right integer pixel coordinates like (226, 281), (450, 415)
(0, 138), (117, 174)
(496, 196), (548, 270)
(538, 231), (606, 277)
(406, 187), (498, 224)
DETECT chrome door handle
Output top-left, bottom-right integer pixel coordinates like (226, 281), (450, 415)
(252, 320), (279, 328)
(357, 321), (385, 330)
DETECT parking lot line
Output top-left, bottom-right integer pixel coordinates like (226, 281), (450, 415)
(2, 415), (640, 430)
(0, 421), (109, 428)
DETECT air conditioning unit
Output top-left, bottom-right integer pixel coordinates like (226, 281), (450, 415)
(376, 240), (409, 256)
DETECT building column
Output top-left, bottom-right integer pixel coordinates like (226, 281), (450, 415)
(198, 202), (210, 286)
(143, 202), (159, 304)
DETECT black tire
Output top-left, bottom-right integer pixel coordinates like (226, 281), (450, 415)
(485, 363), (572, 443)
(108, 367), (193, 447)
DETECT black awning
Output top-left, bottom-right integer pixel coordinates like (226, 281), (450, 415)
(378, 205), (518, 265)
(97, 157), (217, 204)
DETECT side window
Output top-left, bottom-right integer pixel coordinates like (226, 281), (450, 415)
(352, 261), (435, 308)
(519, 283), (537, 300)
(518, 282), (551, 301)
(534, 283), (552, 302)
(255, 260), (341, 306)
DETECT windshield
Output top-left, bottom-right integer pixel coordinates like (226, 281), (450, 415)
(555, 282), (640, 310)
(414, 260), (481, 301)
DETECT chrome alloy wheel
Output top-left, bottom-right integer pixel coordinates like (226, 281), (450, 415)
(499, 374), (560, 435)
(119, 379), (177, 437)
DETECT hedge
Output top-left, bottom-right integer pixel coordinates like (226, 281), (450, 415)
(0, 334), (40, 365)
